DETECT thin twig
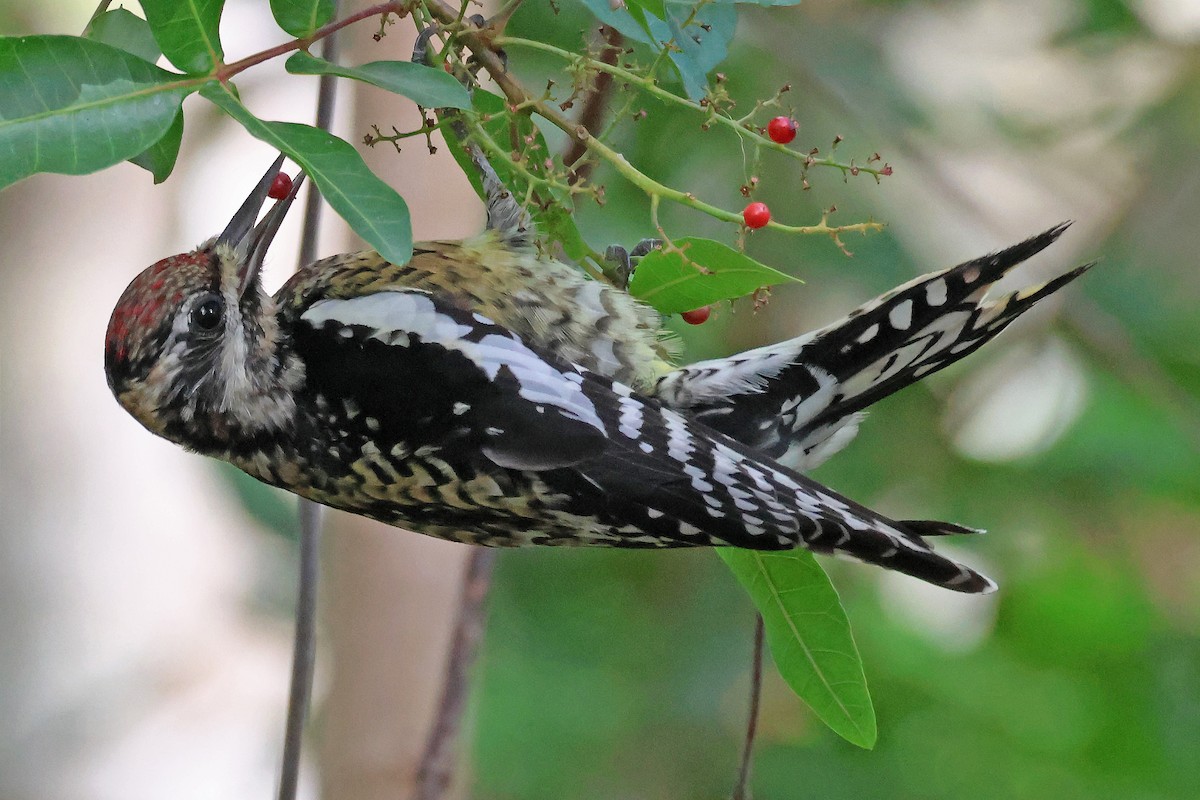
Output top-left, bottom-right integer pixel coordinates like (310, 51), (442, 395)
(297, 9), (342, 266)
(82, 1), (113, 32)
(422, 0), (883, 238)
(562, 25), (622, 179)
(487, 0), (527, 32)
(278, 502), (323, 800)
(496, 35), (890, 179)
(276, 5), (341, 799)
(217, 2), (405, 81)
(100, 3), (405, 101)
(414, 548), (499, 800)
(732, 615), (764, 800)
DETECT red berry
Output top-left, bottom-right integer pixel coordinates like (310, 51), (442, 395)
(268, 172), (293, 200)
(767, 116), (797, 144)
(681, 306), (711, 325)
(743, 201), (771, 229)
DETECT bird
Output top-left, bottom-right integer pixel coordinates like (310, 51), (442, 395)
(104, 155), (1092, 594)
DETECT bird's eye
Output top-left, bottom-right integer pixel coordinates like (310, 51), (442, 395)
(190, 294), (224, 333)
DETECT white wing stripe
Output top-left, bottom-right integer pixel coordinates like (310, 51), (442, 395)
(302, 291), (605, 434)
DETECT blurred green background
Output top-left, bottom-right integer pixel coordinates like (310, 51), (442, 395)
(2, 0), (1198, 798)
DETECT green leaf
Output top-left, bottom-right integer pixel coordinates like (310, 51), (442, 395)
(203, 82), (412, 266)
(632, 0), (803, 12)
(269, 0), (335, 38)
(628, 237), (800, 314)
(651, 2), (737, 100)
(0, 35), (198, 190)
(129, 108), (183, 183)
(540, 205), (591, 261)
(139, 0), (225, 73)
(719, 549), (876, 748)
(578, 0), (654, 43)
(581, 0), (750, 87)
(83, 10), (180, 182)
(627, 0), (667, 19)
(284, 52), (472, 110)
(85, 8), (161, 63)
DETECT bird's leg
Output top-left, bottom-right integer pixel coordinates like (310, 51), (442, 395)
(604, 245), (632, 287)
(629, 238), (662, 258)
(413, 15), (508, 73)
(410, 23), (439, 68)
(604, 238), (662, 289)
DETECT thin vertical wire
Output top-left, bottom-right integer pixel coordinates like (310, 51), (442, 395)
(414, 548), (498, 800)
(732, 615), (765, 800)
(277, 3), (341, 798)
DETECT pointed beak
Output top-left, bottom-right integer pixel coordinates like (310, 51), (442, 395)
(216, 154), (306, 296)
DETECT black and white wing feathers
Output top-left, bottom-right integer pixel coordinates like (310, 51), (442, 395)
(296, 289), (608, 471)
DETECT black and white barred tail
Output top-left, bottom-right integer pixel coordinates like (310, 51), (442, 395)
(555, 369), (997, 593)
(656, 224), (1093, 469)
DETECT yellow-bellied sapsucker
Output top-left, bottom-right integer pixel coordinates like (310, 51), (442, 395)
(104, 157), (1091, 593)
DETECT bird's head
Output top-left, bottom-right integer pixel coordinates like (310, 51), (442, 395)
(105, 156), (305, 446)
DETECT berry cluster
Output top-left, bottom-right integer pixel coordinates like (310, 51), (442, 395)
(739, 116), (797, 231)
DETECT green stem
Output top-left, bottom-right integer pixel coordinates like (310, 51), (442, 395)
(366, 120), (449, 146)
(586, 135), (880, 236)
(461, 116), (586, 204)
(418, 0), (885, 239)
(495, 36), (888, 178)
(596, 42), (672, 142)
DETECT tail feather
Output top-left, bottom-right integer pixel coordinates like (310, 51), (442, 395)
(899, 519), (987, 537)
(655, 224), (1090, 470)
(921, 222), (1073, 302)
(820, 527), (997, 594)
(571, 375), (998, 593)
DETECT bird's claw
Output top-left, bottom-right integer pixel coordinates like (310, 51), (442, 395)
(604, 238), (662, 290)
